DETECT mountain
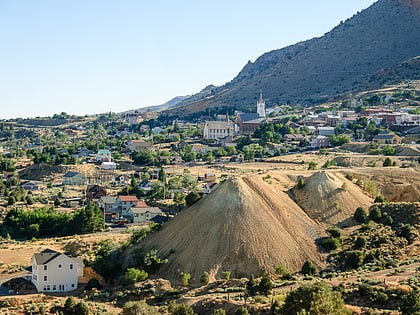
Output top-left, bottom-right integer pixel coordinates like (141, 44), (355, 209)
(123, 96), (189, 114)
(166, 0), (420, 117)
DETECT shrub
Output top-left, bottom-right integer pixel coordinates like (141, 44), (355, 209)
(369, 206), (382, 222)
(180, 272), (191, 287)
(122, 300), (159, 315)
(346, 250), (365, 269)
(281, 282), (349, 315)
(200, 271), (210, 285)
(212, 309), (227, 315)
(301, 260), (318, 275)
(222, 271), (231, 280)
(297, 178), (305, 189)
(74, 301), (89, 315)
(327, 226), (342, 238)
(400, 287), (420, 315)
(383, 157), (393, 167)
(258, 276), (273, 296)
(354, 207), (367, 224)
(354, 236), (367, 249)
(320, 237), (341, 251)
(124, 268), (148, 284)
(374, 195), (388, 203)
(168, 301), (197, 315)
(234, 306), (250, 315)
(275, 264), (292, 279)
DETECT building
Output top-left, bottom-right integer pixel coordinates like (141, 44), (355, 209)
(373, 131), (402, 144)
(99, 196), (118, 222)
(129, 140), (153, 152)
(86, 185), (107, 203)
(62, 172), (87, 186)
(127, 201), (164, 223)
(203, 120), (234, 140)
(96, 149), (112, 162)
(234, 90), (267, 134)
(256, 90), (266, 118)
(116, 195), (139, 218)
(31, 249), (80, 293)
(311, 135), (330, 148)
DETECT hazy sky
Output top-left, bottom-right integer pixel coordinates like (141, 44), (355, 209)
(0, 1), (377, 119)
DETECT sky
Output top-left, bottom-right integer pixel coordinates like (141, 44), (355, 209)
(0, 0), (378, 119)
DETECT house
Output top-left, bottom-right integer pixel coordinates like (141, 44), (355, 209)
(19, 181), (39, 191)
(96, 149), (112, 162)
(86, 185), (107, 203)
(31, 249), (80, 293)
(112, 175), (126, 186)
(317, 126), (336, 136)
(99, 196), (118, 222)
(203, 120), (234, 140)
(62, 172), (87, 186)
(100, 161), (117, 170)
(311, 135), (330, 148)
(129, 140), (153, 152)
(116, 195), (139, 218)
(125, 111), (141, 125)
(127, 201), (163, 223)
(138, 180), (153, 193)
(373, 131), (402, 144)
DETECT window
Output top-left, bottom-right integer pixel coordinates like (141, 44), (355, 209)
(70, 264), (73, 270)
(71, 283), (75, 288)
(58, 264), (62, 268)
(44, 275), (47, 281)
(53, 285), (56, 290)
(43, 265), (47, 271)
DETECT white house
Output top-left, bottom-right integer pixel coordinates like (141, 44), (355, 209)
(31, 249), (80, 293)
(96, 149), (112, 162)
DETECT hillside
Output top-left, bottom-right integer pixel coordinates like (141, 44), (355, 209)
(123, 175), (324, 284)
(167, 0), (420, 116)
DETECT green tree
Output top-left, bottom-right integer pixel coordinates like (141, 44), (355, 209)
(346, 250), (365, 269)
(211, 309), (227, 315)
(281, 282), (349, 315)
(297, 178), (305, 189)
(259, 276), (273, 296)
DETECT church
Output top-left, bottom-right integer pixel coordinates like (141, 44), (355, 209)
(234, 90), (266, 134)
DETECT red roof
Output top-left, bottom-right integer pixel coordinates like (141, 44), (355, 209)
(135, 200), (149, 208)
(118, 195), (139, 202)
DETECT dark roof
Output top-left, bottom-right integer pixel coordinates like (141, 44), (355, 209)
(63, 171), (81, 178)
(150, 215), (170, 224)
(237, 113), (260, 122)
(33, 249), (61, 265)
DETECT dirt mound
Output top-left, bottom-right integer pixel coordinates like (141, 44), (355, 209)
(395, 145), (420, 156)
(291, 171), (373, 226)
(124, 175), (323, 284)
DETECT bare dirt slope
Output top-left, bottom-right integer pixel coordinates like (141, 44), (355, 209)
(291, 171), (373, 227)
(124, 175), (324, 284)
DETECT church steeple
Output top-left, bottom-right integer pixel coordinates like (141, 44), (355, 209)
(257, 89), (266, 118)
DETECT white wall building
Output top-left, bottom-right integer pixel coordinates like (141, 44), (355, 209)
(32, 249), (80, 293)
(203, 121), (234, 140)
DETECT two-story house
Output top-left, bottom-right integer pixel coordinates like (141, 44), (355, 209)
(116, 195), (139, 218)
(32, 249), (80, 293)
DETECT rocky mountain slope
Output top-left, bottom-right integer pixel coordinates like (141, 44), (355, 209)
(168, 0), (420, 116)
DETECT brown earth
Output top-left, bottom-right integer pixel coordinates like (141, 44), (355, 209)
(290, 171), (373, 227)
(124, 175), (326, 284)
